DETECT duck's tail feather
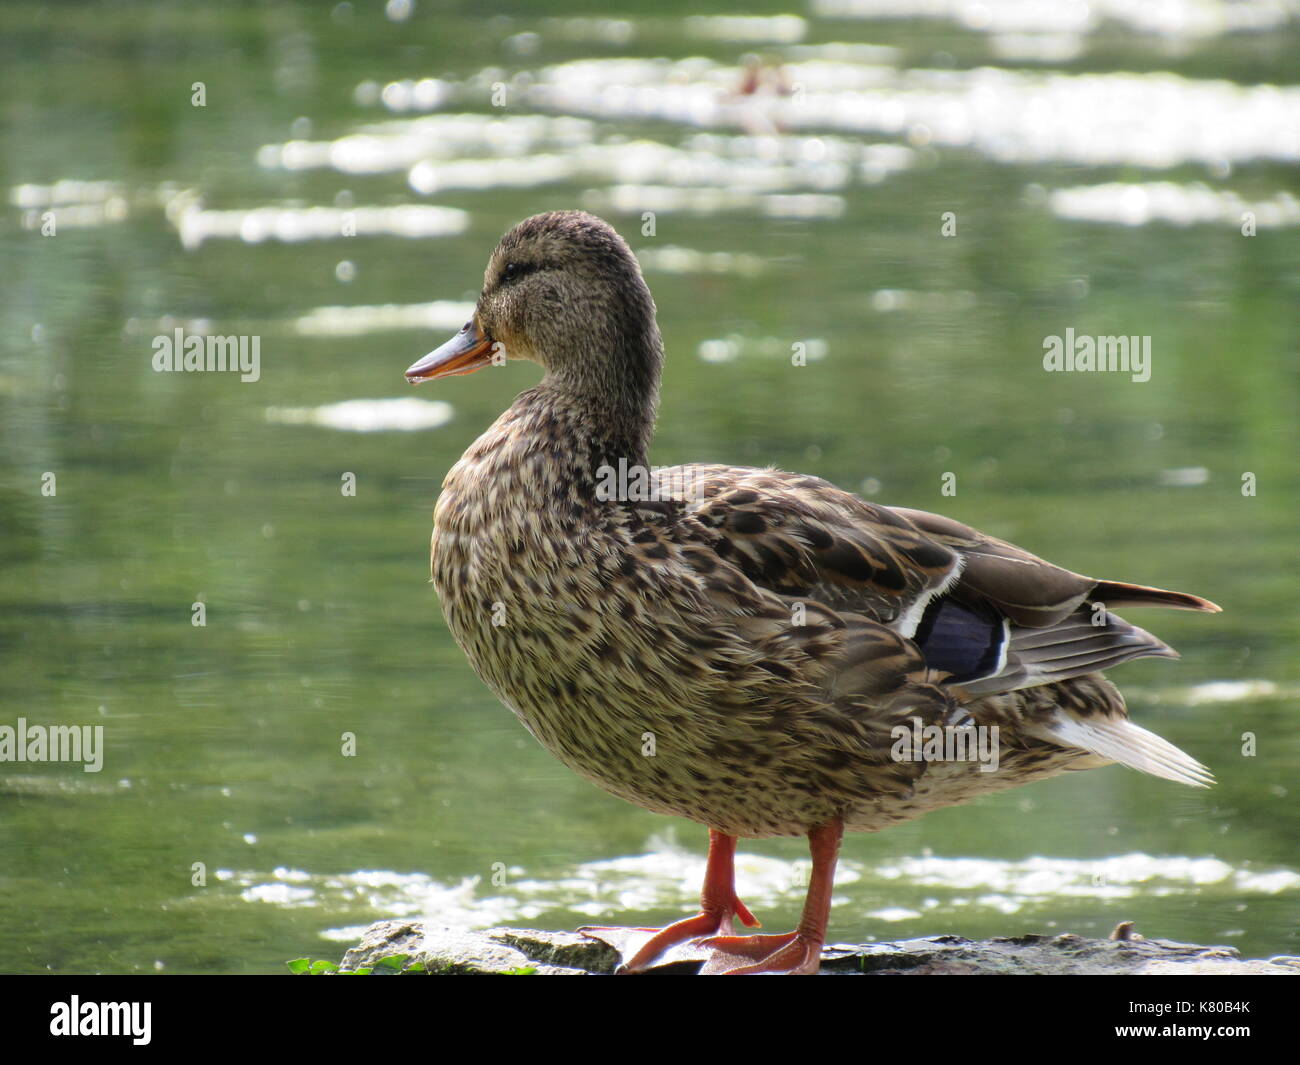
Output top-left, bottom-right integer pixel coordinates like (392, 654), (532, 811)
(1091, 580), (1221, 613)
(1025, 712), (1214, 788)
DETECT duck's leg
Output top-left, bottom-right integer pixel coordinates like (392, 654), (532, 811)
(696, 818), (843, 975)
(580, 829), (760, 973)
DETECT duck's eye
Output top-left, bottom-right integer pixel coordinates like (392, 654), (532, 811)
(501, 261), (536, 284)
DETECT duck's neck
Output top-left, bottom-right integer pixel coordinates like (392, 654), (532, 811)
(535, 333), (662, 471)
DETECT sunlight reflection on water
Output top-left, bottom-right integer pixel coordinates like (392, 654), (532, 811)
(206, 839), (1300, 945)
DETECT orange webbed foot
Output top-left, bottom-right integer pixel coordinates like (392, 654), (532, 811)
(581, 829), (764, 973)
(696, 930), (824, 974)
(580, 895), (760, 973)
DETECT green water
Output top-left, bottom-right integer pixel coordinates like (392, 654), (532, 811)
(1, 1), (1298, 974)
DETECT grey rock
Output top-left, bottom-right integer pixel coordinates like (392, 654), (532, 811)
(338, 920), (1295, 975)
(339, 921), (594, 975)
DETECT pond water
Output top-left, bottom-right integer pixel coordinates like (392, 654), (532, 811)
(1, 0), (1297, 974)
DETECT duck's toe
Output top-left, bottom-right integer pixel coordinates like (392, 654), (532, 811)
(582, 900), (760, 973)
(696, 931), (824, 975)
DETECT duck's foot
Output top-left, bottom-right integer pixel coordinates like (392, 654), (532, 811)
(581, 898), (760, 973)
(581, 828), (763, 972)
(583, 820), (843, 975)
(696, 930), (824, 975)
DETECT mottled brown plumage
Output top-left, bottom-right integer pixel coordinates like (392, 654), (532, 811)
(406, 210), (1220, 974)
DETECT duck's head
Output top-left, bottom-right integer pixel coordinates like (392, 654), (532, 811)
(406, 210), (663, 415)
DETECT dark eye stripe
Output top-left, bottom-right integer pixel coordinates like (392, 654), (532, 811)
(502, 261), (541, 284)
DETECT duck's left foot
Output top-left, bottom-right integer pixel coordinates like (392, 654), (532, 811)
(696, 930), (824, 974)
(581, 901), (757, 973)
(581, 828), (762, 972)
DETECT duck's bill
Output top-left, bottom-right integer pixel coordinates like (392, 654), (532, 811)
(405, 322), (494, 383)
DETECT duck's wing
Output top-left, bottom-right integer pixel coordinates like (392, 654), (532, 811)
(886, 504), (1220, 696)
(656, 463), (1219, 699)
(657, 463), (962, 619)
(652, 463), (1219, 787)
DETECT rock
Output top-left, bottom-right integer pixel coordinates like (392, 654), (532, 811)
(339, 921), (594, 975)
(338, 920), (1298, 975)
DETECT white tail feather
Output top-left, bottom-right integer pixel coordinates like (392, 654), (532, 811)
(1028, 714), (1214, 788)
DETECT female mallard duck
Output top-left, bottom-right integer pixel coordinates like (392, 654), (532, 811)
(405, 210), (1219, 975)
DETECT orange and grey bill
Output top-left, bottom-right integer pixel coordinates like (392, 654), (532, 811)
(405, 321), (495, 383)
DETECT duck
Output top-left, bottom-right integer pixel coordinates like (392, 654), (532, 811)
(405, 210), (1220, 975)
